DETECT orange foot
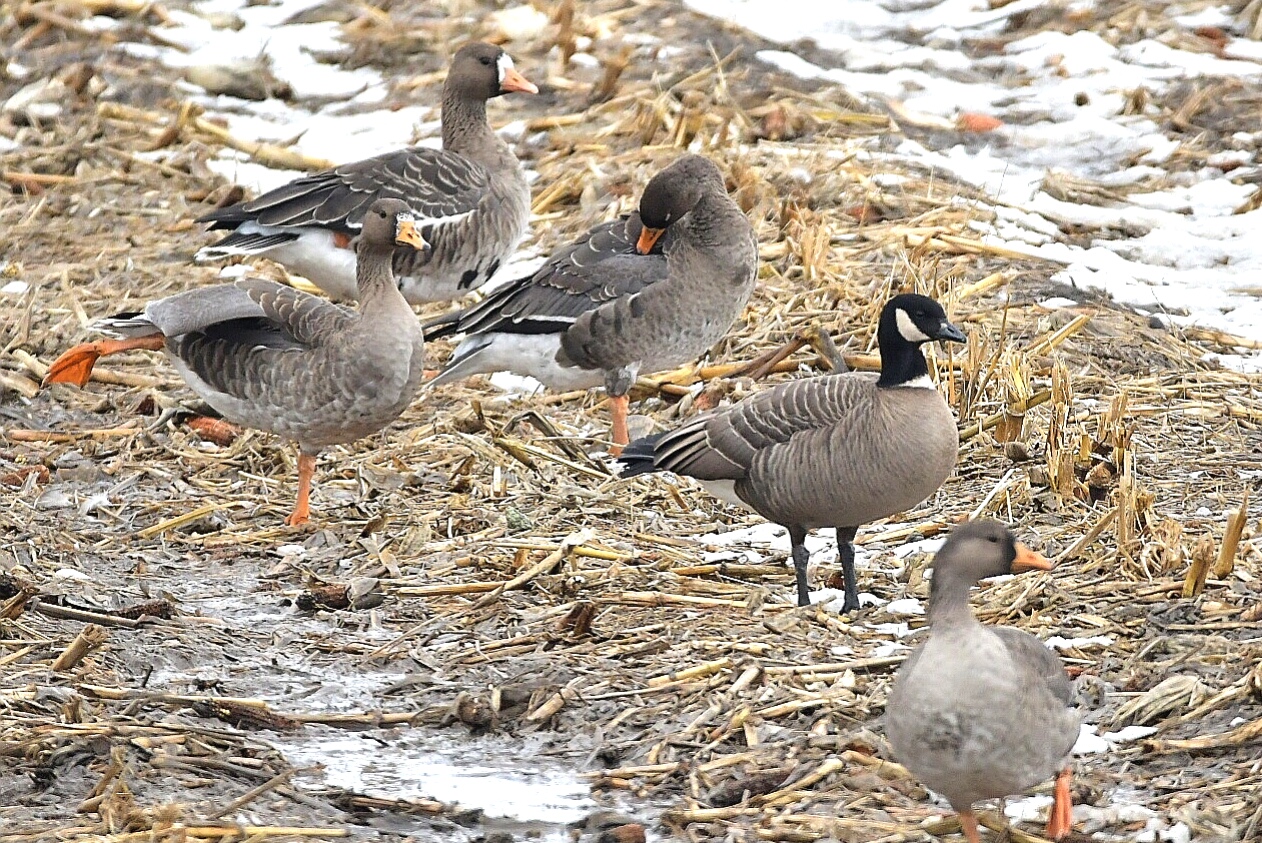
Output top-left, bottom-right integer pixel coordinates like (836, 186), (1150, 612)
(44, 343), (103, 388)
(1047, 767), (1074, 840)
(285, 506), (310, 527)
(43, 334), (166, 388)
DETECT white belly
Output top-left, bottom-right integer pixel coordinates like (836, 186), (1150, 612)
(451, 333), (605, 391)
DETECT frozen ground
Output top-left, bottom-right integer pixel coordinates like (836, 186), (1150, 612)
(4, 1), (1260, 841)
(690, 0), (1262, 368)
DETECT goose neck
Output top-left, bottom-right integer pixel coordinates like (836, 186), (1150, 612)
(355, 245), (402, 305)
(926, 569), (982, 629)
(441, 92), (505, 167)
(876, 340), (931, 388)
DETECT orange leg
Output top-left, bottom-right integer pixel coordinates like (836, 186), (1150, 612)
(957, 810), (982, 843)
(608, 394), (630, 455)
(1047, 767), (1074, 840)
(43, 334), (166, 388)
(286, 452), (317, 526)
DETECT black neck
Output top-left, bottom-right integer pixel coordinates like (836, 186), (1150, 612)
(876, 315), (930, 388)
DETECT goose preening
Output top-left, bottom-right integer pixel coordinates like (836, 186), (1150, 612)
(424, 154), (758, 450)
(44, 198), (429, 526)
(617, 293), (964, 610)
(885, 519), (1079, 843)
(195, 41), (536, 305)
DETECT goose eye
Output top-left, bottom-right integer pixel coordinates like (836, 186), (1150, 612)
(479, 56), (493, 66)
(986, 535), (999, 543)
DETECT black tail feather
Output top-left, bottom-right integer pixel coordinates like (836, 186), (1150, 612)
(615, 431), (668, 477)
(421, 310), (462, 341)
(196, 204), (253, 229)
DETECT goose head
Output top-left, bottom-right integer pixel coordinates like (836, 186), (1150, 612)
(635, 154), (726, 254)
(447, 41), (538, 101)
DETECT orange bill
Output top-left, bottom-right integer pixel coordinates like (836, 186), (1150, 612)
(395, 217), (428, 251)
(1012, 542), (1053, 573)
(500, 67), (538, 95)
(636, 226), (665, 255)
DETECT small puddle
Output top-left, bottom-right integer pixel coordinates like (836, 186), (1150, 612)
(274, 729), (654, 841)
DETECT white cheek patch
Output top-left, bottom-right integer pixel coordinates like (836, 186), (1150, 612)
(497, 53), (514, 85)
(895, 308), (932, 343)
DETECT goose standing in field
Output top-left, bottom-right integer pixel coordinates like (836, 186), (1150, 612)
(424, 154), (758, 450)
(195, 41), (537, 305)
(885, 520), (1078, 843)
(617, 293), (964, 610)
(44, 199), (429, 526)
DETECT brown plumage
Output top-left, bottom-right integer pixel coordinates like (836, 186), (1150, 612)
(886, 519), (1079, 843)
(44, 198), (428, 526)
(426, 154), (758, 449)
(619, 293), (965, 609)
(196, 42), (536, 305)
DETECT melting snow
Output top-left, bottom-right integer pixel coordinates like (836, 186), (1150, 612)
(690, 0), (1262, 366)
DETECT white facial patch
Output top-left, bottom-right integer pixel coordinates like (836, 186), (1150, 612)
(394, 211), (419, 241)
(497, 53), (514, 85)
(895, 308), (932, 343)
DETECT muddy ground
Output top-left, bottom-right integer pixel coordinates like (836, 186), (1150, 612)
(2, 1), (1262, 842)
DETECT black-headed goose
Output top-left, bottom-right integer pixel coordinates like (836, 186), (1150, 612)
(44, 199), (429, 526)
(886, 519), (1078, 843)
(196, 42), (536, 305)
(425, 154), (758, 450)
(618, 293), (964, 609)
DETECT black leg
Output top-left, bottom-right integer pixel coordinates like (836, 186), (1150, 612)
(836, 526), (860, 612)
(789, 525), (811, 606)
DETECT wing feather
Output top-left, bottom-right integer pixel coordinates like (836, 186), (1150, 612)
(199, 148), (489, 235)
(425, 214), (667, 339)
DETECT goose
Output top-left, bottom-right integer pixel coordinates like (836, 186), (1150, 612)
(885, 519), (1078, 843)
(195, 41), (537, 305)
(424, 154), (758, 450)
(43, 198), (429, 526)
(617, 293), (964, 610)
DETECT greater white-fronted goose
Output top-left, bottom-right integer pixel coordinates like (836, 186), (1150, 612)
(44, 199), (429, 526)
(195, 41), (537, 305)
(618, 293), (964, 610)
(425, 154), (758, 449)
(885, 519), (1079, 843)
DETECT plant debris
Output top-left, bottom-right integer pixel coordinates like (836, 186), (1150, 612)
(2, 1), (1261, 842)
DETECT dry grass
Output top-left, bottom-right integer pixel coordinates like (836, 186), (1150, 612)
(2, 1), (1262, 842)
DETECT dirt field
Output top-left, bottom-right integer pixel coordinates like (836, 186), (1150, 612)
(2, 1), (1261, 842)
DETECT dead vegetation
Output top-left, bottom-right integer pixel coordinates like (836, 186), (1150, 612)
(2, 1), (1262, 842)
